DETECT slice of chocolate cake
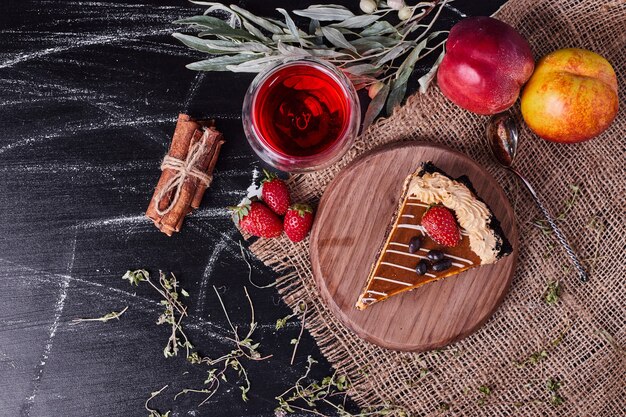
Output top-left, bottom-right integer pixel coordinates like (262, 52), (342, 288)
(355, 162), (512, 310)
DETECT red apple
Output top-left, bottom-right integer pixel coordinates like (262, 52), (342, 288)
(437, 16), (535, 115)
(520, 48), (618, 143)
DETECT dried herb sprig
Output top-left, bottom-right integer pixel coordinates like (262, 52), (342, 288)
(70, 306), (129, 324)
(239, 240), (276, 289)
(514, 324), (571, 369)
(515, 349), (548, 368)
(543, 280), (561, 305)
(122, 270), (193, 358)
(510, 378), (567, 408)
(174, 1), (450, 129)
(176, 286), (271, 404)
(546, 378), (564, 406)
(145, 385), (170, 417)
(476, 385), (492, 406)
(275, 356), (407, 416)
(275, 300), (308, 365)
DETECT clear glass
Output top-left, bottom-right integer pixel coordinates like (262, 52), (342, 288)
(242, 58), (360, 172)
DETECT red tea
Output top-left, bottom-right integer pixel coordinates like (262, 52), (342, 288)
(252, 63), (351, 158)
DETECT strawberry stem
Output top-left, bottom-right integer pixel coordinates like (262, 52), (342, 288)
(290, 203), (313, 216)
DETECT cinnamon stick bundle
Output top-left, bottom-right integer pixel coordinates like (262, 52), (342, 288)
(146, 113), (224, 235)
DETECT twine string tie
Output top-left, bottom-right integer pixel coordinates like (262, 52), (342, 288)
(154, 134), (212, 216)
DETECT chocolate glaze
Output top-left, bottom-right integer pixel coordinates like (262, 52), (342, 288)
(365, 199), (481, 298)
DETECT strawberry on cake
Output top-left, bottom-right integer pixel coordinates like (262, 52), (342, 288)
(356, 162), (512, 310)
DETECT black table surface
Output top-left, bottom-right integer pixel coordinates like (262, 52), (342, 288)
(0, 1), (505, 416)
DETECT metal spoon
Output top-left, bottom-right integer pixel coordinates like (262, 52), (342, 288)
(486, 112), (588, 282)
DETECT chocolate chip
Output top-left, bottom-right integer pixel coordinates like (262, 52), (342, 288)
(427, 250), (444, 262)
(415, 260), (429, 275)
(408, 236), (422, 254)
(432, 258), (452, 272)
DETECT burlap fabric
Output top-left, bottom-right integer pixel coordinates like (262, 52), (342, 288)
(250, 0), (626, 415)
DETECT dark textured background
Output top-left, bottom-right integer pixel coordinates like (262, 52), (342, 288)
(0, 1), (504, 416)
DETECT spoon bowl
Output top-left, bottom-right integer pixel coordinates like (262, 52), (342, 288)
(486, 112), (519, 167)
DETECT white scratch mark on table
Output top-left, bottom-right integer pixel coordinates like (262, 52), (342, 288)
(0, 258), (232, 339)
(76, 214), (149, 229)
(196, 234), (233, 313)
(0, 115), (174, 155)
(75, 207), (230, 232)
(89, 101), (172, 148)
(190, 207), (230, 220)
(0, 27), (176, 69)
(21, 235), (76, 415)
(186, 223), (259, 269)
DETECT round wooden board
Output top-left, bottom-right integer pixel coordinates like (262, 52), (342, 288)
(310, 142), (518, 351)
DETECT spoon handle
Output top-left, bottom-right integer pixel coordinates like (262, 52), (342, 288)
(509, 167), (589, 282)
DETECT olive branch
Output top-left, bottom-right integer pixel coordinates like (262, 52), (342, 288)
(174, 1), (450, 129)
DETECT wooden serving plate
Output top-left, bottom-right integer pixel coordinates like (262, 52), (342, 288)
(310, 142), (518, 351)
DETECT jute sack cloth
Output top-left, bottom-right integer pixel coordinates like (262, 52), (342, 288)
(250, 0), (626, 415)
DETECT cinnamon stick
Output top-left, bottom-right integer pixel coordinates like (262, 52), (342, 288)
(157, 129), (204, 235)
(146, 113), (224, 235)
(146, 114), (199, 225)
(191, 127), (224, 209)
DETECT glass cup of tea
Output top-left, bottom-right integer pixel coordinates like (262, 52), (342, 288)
(242, 58), (360, 172)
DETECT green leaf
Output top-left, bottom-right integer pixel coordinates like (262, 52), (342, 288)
(122, 269), (148, 285)
(293, 6), (354, 21)
(230, 4), (284, 34)
(271, 33), (303, 44)
(174, 16), (258, 40)
(396, 42), (428, 84)
(320, 26), (356, 52)
(276, 9), (300, 42)
(544, 281), (561, 305)
(277, 42), (311, 57)
(346, 73), (377, 89)
(396, 32), (446, 83)
(362, 82), (389, 131)
(386, 78), (408, 114)
(330, 14), (380, 29)
(358, 36), (399, 48)
(240, 386), (249, 402)
(242, 20), (270, 43)
(343, 63), (379, 75)
(198, 3), (239, 25)
(360, 21), (399, 37)
(418, 49), (445, 93)
(547, 378), (560, 392)
(350, 38), (385, 55)
(203, 39), (272, 53)
(309, 17), (321, 38)
(376, 42), (411, 66)
(308, 48), (353, 59)
(225, 55), (283, 73)
(172, 33), (232, 54)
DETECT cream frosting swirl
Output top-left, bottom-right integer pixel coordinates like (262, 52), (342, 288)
(408, 170), (500, 264)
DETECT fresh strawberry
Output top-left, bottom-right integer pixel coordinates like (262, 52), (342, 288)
(284, 204), (314, 243)
(229, 198), (283, 238)
(421, 205), (461, 247)
(261, 170), (291, 216)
